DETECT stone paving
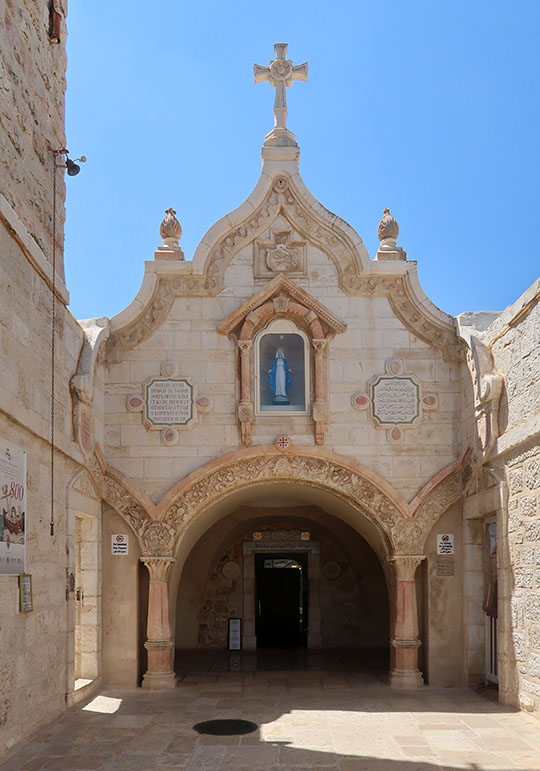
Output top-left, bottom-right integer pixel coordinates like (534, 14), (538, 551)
(1, 671), (540, 770)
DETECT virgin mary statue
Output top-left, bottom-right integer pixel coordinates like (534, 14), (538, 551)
(268, 348), (292, 405)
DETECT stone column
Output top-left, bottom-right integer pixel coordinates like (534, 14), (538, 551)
(141, 556), (176, 690)
(311, 338), (328, 445)
(237, 340), (253, 445)
(389, 555), (425, 689)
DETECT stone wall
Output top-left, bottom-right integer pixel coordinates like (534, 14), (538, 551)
(103, 263), (460, 506)
(479, 280), (540, 710)
(0, 0), (67, 277)
(0, 1), (92, 758)
(192, 526), (388, 650)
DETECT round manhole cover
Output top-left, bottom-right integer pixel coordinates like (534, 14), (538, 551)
(193, 719), (258, 736)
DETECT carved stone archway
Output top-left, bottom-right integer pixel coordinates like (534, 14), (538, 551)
(83, 444), (467, 691)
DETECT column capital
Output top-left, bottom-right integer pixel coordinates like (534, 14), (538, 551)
(390, 554), (425, 581)
(238, 339), (253, 353)
(141, 556), (175, 582)
(311, 338), (328, 353)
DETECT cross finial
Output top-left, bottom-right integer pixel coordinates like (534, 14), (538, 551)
(254, 43), (308, 146)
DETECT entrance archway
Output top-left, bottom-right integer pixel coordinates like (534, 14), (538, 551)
(109, 444), (457, 691)
(173, 499), (391, 670)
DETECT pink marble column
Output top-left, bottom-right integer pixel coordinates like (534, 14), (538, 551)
(141, 557), (176, 690)
(237, 340), (253, 445)
(389, 555), (425, 689)
(311, 338), (328, 445)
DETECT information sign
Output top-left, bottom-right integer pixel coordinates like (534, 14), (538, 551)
(0, 439), (26, 575)
(111, 534), (129, 555)
(228, 618), (242, 650)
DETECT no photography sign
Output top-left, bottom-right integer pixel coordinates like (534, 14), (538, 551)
(111, 534), (129, 555)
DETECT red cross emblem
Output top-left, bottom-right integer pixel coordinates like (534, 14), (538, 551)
(274, 436), (291, 451)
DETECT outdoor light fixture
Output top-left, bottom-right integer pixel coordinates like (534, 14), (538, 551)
(53, 148), (87, 175)
(65, 154), (87, 176)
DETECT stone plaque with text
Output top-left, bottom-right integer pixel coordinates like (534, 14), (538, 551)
(144, 378), (194, 429)
(371, 376), (420, 426)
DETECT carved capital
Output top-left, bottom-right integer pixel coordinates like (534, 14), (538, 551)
(237, 401), (254, 423)
(312, 399), (328, 423)
(311, 338), (328, 354)
(141, 556), (175, 582)
(390, 555), (425, 581)
(238, 340), (253, 354)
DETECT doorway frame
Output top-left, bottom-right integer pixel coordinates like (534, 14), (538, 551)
(255, 551), (309, 648)
(242, 538), (320, 649)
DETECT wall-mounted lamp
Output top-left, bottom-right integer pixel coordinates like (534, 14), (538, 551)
(53, 148), (87, 175)
(66, 155), (87, 176)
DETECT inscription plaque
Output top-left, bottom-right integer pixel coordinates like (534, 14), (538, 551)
(144, 378), (194, 428)
(371, 376), (420, 426)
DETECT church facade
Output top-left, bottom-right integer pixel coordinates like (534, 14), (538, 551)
(1, 12), (540, 758)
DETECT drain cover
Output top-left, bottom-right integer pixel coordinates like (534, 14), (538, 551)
(193, 719), (258, 736)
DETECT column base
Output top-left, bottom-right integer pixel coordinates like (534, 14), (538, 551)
(389, 668), (424, 689)
(141, 670), (176, 690)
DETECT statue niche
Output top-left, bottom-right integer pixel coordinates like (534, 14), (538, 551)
(256, 320), (309, 414)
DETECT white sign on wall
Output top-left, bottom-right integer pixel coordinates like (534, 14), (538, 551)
(437, 533), (454, 555)
(228, 618), (242, 650)
(111, 534), (129, 555)
(371, 376), (420, 425)
(0, 440), (26, 575)
(144, 378), (194, 428)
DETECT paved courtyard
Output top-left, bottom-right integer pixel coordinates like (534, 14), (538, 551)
(1, 670), (540, 770)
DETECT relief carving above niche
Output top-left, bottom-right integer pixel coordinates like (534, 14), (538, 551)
(254, 223), (307, 279)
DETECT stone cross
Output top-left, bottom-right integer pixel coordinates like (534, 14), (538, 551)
(254, 44), (308, 131)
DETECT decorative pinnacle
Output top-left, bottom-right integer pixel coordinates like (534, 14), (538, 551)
(159, 208), (182, 248)
(377, 208), (399, 243)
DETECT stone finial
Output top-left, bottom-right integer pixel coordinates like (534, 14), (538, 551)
(377, 208), (399, 244)
(375, 208), (406, 261)
(160, 208), (182, 247)
(157, 208), (184, 260)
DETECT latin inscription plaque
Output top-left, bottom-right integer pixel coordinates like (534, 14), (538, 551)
(371, 376), (420, 426)
(144, 378), (194, 428)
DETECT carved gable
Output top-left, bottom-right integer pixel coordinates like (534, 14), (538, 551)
(217, 274), (347, 340)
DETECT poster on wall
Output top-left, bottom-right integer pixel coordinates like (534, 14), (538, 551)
(0, 440), (26, 575)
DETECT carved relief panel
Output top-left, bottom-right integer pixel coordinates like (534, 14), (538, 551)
(254, 220), (307, 280)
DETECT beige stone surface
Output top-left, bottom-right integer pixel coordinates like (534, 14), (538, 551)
(2, 671), (540, 770)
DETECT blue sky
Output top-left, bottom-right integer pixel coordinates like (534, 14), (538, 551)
(65, 1), (540, 321)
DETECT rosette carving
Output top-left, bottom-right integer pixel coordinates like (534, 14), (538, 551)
(140, 521), (176, 557)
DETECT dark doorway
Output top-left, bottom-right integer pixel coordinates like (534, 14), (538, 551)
(255, 553), (308, 647)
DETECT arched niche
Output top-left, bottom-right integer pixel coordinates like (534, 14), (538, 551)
(255, 318), (310, 415)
